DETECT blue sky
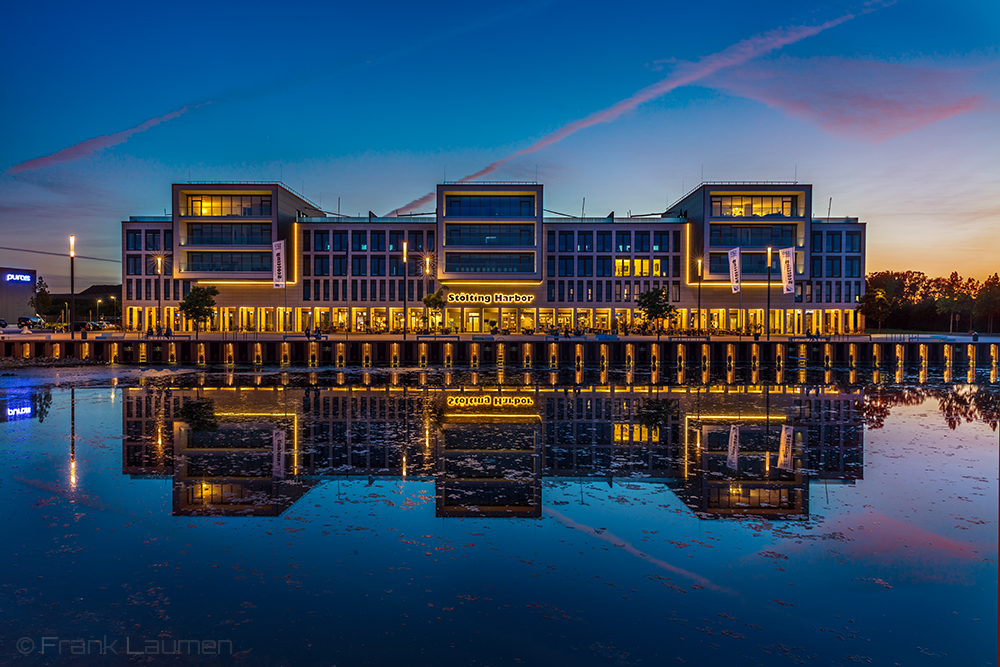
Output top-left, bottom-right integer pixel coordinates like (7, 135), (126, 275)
(1, 0), (997, 290)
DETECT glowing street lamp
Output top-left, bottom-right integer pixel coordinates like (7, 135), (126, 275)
(402, 241), (408, 341)
(156, 255), (163, 333)
(766, 246), (772, 341)
(70, 235), (76, 340)
(696, 257), (702, 335)
(97, 299), (102, 322)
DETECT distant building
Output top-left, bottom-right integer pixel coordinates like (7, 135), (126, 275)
(120, 181), (866, 335)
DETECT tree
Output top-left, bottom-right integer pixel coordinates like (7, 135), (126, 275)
(930, 272), (977, 333)
(178, 398), (218, 432)
(635, 287), (676, 340)
(178, 286), (218, 339)
(974, 273), (1000, 334)
(856, 288), (891, 333)
(422, 287), (448, 331)
(28, 276), (52, 317)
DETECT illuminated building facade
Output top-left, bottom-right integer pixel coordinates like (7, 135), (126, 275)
(120, 181), (865, 335)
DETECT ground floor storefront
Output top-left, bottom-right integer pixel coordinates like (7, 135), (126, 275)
(125, 304), (863, 336)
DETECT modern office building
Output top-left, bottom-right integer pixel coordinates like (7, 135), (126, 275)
(121, 181), (866, 335)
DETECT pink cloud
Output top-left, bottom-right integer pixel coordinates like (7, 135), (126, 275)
(390, 8), (884, 214)
(6, 104), (207, 174)
(703, 56), (986, 141)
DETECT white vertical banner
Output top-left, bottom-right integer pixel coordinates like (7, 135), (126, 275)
(272, 430), (286, 479)
(726, 425), (740, 470)
(779, 247), (795, 294)
(777, 425), (793, 471)
(272, 240), (286, 289)
(728, 247), (741, 293)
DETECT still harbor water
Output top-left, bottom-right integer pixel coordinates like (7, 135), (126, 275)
(1, 366), (996, 666)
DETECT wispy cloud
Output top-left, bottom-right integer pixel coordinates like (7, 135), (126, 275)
(703, 56), (987, 141)
(6, 104), (207, 174)
(391, 7), (883, 214)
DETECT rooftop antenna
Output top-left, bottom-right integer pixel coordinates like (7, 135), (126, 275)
(338, 197), (341, 216)
(827, 197), (832, 219)
(582, 197), (586, 218)
(794, 164), (798, 182)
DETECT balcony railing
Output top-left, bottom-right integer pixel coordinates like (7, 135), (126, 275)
(179, 263), (271, 273)
(710, 208), (805, 219)
(709, 236), (804, 248)
(178, 206), (272, 218)
(179, 236), (272, 246)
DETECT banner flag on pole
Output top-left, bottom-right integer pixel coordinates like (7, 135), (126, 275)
(272, 240), (286, 289)
(779, 247), (795, 294)
(272, 430), (286, 479)
(777, 425), (794, 471)
(728, 247), (741, 293)
(727, 425), (740, 470)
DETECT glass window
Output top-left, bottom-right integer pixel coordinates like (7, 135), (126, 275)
(444, 253), (534, 273)
(615, 259), (631, 277)
(352, 231), (367, 252)
(445, 224), (535, 246)
(315, 257), (330, 276)
(185, 195), (271, 217)
(303, 256), (311, 276)
(578, 257), (593, 277)
(846, 231), (861, 253)
(302, 230), (311, 252)
(615, 232), (631, 253)
(389, 231), (404, 252)
(652, 231), (669, 252)
(710, 195), (796, 217)
(558, 231), (573, 252)
(371, 231), (385, 252)
(332, 256), (347, 276)
(597, 257), (612, 277)
(145, 231), (160, 251)
(547, 256), (555, 277)
(558, 257), (574, 277)
(315, 231), (330, 251)
(303, 281), (311, 301)
(811, 257), (823, 278)
(596, 231), (612, 252)
(331, 231), (347, 252)
(578, 231), (593, 252)
(825, 257), (842, 277)
(126, 230), (142, 251)
(408, 231), (423, 251)
(445, 195), (535, 217)
(183, 252), (271, 272)
(371, 256), (386, 276)
(427, 231), (435, 251)
(826, 232), (842, 253)
(352, 257), (367, 276)
(547, 231), (555, 252)
(811, 232), (822, 253)
(547, 281), (555, 301)
(635, 232), (650, 253)
(390, 256), (404, 276)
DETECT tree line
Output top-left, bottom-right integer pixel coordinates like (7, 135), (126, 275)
(856, 271), (1000, 334)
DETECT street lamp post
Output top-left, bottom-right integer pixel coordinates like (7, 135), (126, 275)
(156, 256), (163, 335)
(766, 246), (772, 341)
(97, 299), (102, 323)
(402, 241), (408, 341)
(424, 255), (430, 333)
(696, 258), (702, 335)
(70, 235), (75, 340)
(110, 296), (116, 326)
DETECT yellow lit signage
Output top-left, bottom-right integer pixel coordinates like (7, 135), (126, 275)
(446, 395), (534, 408)
(446, 292), (533, 305)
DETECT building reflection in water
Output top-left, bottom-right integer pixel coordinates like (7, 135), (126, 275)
(121, 377), (865, 520)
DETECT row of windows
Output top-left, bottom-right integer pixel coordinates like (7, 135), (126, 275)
(187, 224), (271, 245)
(709, 224), (796, 247)
(711, 195), (798, 218)
(125, 278), (190, 301)
(306, 230), (435, 253)
(125, 254), (173, 275)
(811, 230), (862, 253)
(303, 278), (431, 302)
(126, 229), (172, 251)
(800, 281), (863, 304)
(546, 230), (681, 253)
(304, 255), (426, 277)
(184, 252), (272, 272)
(445, 195), (535, 218)
(445, 224), (534, 246)
(547, 256), (682, 278)
(811, 257), (862, 278)
(184, 195), (272, 217)
(546, 280), (680, 303)
(708, 253), (780, 275)
(444, 253), (534, 273)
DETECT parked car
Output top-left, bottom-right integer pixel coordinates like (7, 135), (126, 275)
(73, 321), (97, 331)
(17, 316), (44, 329)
